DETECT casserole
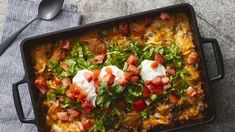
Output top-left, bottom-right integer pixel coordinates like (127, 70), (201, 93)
(13, 3), (224, 132)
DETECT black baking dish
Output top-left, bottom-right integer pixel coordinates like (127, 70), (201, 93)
(12, 3), (224, 132)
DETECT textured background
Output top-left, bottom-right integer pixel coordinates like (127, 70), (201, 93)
(0, 0), (234, 131)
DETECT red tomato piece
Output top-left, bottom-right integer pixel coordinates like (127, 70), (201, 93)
(83, 72), (93, 82)
(67, 108), (82, 118)
(76, 89), (88, 103)
(150, 85), (163, 95)
(66, 89), (75, 100)
(118, 22), (129, 35)
(81, 101), (94, 113)
(54, 76), (61, 86)
(151, 61), (158, 69)
(168, 93), (179, 104)
(128, 65), (140, 75)
(102, 73), (115, 86)
(186, 86), (197, 97)
(62, 39), (72, 51)
(154, 53), (164, 64)
(187, 51), (198, 65)
(82, 119), (92, 129)
(130, 76), (139, 84)
(92, 69), (101, 81)
(124, 72), (134, 81)
(143, 87), (151, 97)
(105, 67), (113, 74)
(70, 83), (81, 95)
(127, 55), (137, 65)
(117, 76), (128, 86)
(151, 76), (162, 86)
(34, 75), (47, 94)
(133, 99), (145, 111)
(57, 112), (69, 122)
(166, 66), (176, 76)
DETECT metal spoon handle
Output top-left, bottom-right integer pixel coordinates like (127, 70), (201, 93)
(0, 17), (38, 56)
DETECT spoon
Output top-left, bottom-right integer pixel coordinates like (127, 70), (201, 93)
(0, 0), (64, 56)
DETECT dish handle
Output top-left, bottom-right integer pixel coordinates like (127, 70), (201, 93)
(12, 77), (36, 124)
(201, 38), (225, 82)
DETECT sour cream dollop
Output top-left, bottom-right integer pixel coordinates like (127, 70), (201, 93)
(140, 60), (166, 81)
(99, 65), (124, 81)
(72, 69), (97, 106)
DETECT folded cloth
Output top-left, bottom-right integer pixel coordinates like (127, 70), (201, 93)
(0, 0), (82, 131)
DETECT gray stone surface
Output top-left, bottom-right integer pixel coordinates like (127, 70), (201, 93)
(0, 0), (235, 131)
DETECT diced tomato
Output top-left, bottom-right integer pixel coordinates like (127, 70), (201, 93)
(150, 84), (163, 95)
(143, 87), (151, 97)
(161, 76), (169, 84)
(102, 73), (115, 86)
(34, 75), (47, 94)
(81, 101), (94, 113)
(144, 80), (152, 85)
(70, 83), (81, 95)
(130, 76), (139, 84)
(186, 86), (197, 97)
(117, 77), (128, 86)
(127, 55), (137, 65)
(66, 89), (76, 100)
(166, 66), (176, 76)
(151, 61), (158, 69)
(54, 76), (61, 86)
(117, 100), (126, 111)
(163, 83), (171, 90)
(124, 72), (134, 81)
(83, 72), (93, 82)
(82, 119), (92, 129)
(151, 76), (162, 86)
(105, 67), (113, 74)
(187, 51), (198, 65)
(128, 65), (139, 75)
(154, 53), (164, 64)
(133, 99), (145, 111)
(57, 112), (69, 122)
(160, 12), (172, 21)
(62, 40), (72, 51)
(92, 69), (101, 81)
(67, 108), (82, 118)
(91, 54), (106, 64)
(168, 93), (179, 104)
(118, 21), (129, 35)
(62, 78), (72, 88)
(144, 17), (153, 26)
(76, 89), (88, 103)
(149, 77), (163, 95)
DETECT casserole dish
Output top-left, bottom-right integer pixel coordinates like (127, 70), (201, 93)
(13, 3), (224, 132)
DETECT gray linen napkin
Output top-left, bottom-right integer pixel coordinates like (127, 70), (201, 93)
(0, 0), (82, 131)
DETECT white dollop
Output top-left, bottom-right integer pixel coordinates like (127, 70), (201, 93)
(99, 65), (124, 81)
(140, 60), (166, 81)
(72, 69), (97, 106)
